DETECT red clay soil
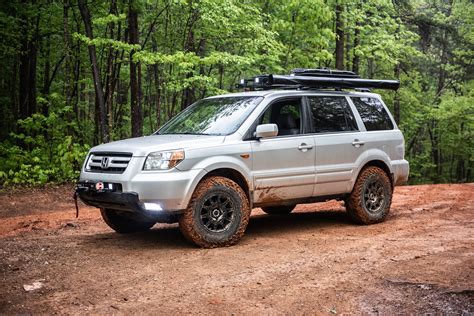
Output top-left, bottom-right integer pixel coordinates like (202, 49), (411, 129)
(0, 183), (473, 314)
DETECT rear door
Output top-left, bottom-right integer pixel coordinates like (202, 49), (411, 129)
(306, 95), (363, 196)
(250, 97), (316, 204)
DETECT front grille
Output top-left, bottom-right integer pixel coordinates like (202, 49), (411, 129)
(86, 152), (133, 174)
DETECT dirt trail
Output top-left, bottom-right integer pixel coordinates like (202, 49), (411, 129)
(0, 184), (473, 314)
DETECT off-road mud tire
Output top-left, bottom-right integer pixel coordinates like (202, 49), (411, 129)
(346, 166), (392, 224)
(100, 208), (155, 233)
(261, 205), (296, 215)
(178, 176), (251, 248)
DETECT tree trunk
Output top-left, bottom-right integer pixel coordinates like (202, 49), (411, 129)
(10, 57), (18, 123)
(455, 122), (465, 182)
(367, 58), (374, 78)
(393, 63), (401, 124)
(78, 0), (109, 143)
(18, 2), (39, 119)
(41, 34), (51, 116)
(181, 5), (199, 111)
(428, 125), (441, 182)
(72, 58), (81, 122)
(352, 18), (360, 74)
(104, 0), (118, 140)
(63, 0), (72, 109)
(345, 32), (351, 70)
(335, 1), (345, 70)
(129, 0), (142, 137)
(152, 37), (161, 128)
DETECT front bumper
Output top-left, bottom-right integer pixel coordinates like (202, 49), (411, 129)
(78, 156), (206, 212)
(76, 182), (142, 211)
(76, 181), (180, 223)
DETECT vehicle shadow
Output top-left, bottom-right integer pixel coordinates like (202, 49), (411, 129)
(79, 223), (189, 250)
(246, 210), (352, 237)
(79, 209), (353, 250)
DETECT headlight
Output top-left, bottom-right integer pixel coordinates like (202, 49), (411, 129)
(143, 150), (185, 170)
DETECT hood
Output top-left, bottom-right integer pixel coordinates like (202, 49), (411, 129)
(89, 134), (226, 156)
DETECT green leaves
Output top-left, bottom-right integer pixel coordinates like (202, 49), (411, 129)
(93, 13), (127, 26)
(0, 0), (473, 185)
(73, 33), (141, 52)
(0, 110), (90, 185)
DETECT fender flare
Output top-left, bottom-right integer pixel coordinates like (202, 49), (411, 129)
(181, 157), (253, 209)
(350, 150), (393, 191)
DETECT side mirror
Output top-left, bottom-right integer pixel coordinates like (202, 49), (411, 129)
(255, 124), (278, 139)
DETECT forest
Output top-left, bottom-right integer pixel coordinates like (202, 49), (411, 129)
(0, 0), (472, 185)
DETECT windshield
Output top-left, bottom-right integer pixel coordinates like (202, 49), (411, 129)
(157, 96), (262, 136)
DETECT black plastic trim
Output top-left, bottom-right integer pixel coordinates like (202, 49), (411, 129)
(75, 181), (182, 223)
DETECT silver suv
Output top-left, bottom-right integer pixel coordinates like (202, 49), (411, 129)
(76, 70), (409, 248)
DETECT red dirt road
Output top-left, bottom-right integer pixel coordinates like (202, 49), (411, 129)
(0, 184), (473, 314)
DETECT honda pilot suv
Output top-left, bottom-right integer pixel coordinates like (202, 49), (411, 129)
(76, 69), (409, 248)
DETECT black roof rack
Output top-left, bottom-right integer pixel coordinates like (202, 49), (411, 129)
(237, 68), (399, 91)
(291, 68), (360, 78)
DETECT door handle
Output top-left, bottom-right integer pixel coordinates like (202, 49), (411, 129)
(352, 139), (365, 147)
(298, 143), (313, 152)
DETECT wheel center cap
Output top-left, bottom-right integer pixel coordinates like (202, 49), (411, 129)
(212, 209), (220, 218)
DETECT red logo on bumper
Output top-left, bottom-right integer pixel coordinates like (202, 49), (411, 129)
(95, 182), (104, 191)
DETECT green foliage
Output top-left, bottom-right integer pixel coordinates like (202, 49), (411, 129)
(73, 33), (141, 52)
(0, 0), (472, 185)
(0, 112), (90, 185)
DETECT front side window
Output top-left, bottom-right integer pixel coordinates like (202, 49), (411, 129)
(158, 96), (262, 136)
(351, 97), (394, 131)
(308, 96), (358, 133)
(259, 98), (302, 136)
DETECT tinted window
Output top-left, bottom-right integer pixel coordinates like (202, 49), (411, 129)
(308, 96), (358, 133)
(260, 99), (301, 136)
(351, 97), (394, 131)
(158, 96), (262, 136)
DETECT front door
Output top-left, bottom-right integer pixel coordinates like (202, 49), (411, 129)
(250, 97), (316, 204)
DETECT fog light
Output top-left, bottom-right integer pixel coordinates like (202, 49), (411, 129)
(144, 203), (163, 211)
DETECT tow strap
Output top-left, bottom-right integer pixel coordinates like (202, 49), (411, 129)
(73, 190), (79, 218)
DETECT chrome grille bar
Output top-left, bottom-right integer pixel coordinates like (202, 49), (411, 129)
(86, 152), (133, 174)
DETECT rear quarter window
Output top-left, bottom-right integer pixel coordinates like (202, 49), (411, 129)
(351, 97), (394, 131)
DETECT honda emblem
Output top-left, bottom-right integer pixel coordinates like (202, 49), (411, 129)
(101, 157), (109, 169)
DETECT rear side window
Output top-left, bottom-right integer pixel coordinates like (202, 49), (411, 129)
(351, 97), (394, 131)
(307, 96), (358, 133)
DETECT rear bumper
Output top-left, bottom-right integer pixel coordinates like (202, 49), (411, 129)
(392, 159), (409, 186)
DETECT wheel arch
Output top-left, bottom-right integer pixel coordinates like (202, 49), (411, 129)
(357, 159), (394, 188)
(205, 168), (251, 201)
(183, 164), (252, 210)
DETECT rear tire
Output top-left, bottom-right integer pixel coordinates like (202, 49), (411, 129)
(261, 205), (296, 215)
(178, 176), (251, 248)
(100, 209), (155, 233)
(346, 166), (392, 224)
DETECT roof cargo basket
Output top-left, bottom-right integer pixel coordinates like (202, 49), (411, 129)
(237, 68), (399, 91)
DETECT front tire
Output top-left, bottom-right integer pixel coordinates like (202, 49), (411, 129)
(100, 208), (155, 233)
(178, 176), (251, 248)
(261, 205), (296, 215)
(346, 166), (392, 224)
